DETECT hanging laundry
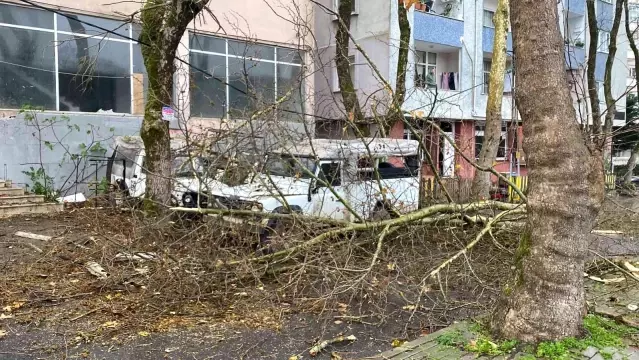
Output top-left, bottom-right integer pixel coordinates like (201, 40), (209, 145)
(503, 73), (513, 93)
(440, 72), (449, 90)
(448, 72), (456, 91)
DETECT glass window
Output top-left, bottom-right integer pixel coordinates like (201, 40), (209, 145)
(483, 60), (491, 94)
(57, 35), (131, 112)
(0, 3), (53, 29)
(0, 27), (56, 109)
(264, 155), (316, 178)
(57, 13), (130, 38)
(277, 48), (303, 64)
(475, 125), (507, 158)
(190, 33), (225, 53)
(190, 52), (226, 118)
(277, 64), (304, 121)
(335, 0), (357, 13)
(228, 40), (274, 60)
(319, 162), (341, 186)
(415, 51), (436, 89)
(483, 10), (495, 28)
(598, 30), (610, 52)
(228, 57), (275, 118)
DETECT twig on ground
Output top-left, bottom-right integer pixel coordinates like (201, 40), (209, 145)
(309, 335), (357, 357)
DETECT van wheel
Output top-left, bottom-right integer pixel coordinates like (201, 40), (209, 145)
(182, 193), (198, 208)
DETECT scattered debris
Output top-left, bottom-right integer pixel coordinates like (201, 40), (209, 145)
(627, 304), (638, 311)
(71, 307), (103, 322)
(138, 331), (150, 337)
(309, 335), (357, 357)
(0, 329), (6, 338)
(0, 314), (13, 320)
(164, 347), (178, 353)
(391, 339), (407, 348)
(585, 274), (625, 284)
(14, 231), (52, 241)
(331, 352), (344, 360)
(25, 243), (43, 253)
(100, 321), (119, 329)
(56, 193), (86, 204)
(592, 230), (624, 235)
(85, 261), (108, 279)
(135, 267), (150, 275)
(114, 252), (158, 262)
(623, 262), (639, 273)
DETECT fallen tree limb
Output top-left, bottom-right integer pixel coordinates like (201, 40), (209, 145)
(425, 208), (526, 279)
(170, 207), (352, 227)
(219, 201), (525, 266)
(309, 334), (357, 357)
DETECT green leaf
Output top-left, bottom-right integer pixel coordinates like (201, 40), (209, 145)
(44, 141), (54, 151)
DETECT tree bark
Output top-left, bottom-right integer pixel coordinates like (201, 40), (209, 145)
(335, 0), (368, 136)
(625, 144), (639, 184)
(139, 0), (209, 213)
(491, 0), (603, 342)
(602, 0), (624, 168)
(471, 0), (509, 200)
(383, 0), (411, 137)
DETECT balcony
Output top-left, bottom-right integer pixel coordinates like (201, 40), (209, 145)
(413, 8), (463, 48)
(561, 0), (586, 16)
(565, 44), (586, 69)
(482, 27), (513, 53)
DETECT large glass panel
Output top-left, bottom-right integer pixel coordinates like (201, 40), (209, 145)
(0, 3), (53, 29)
(190, 52), (226, 118)
(190, 33), (225, 53)
(0, 27), (56, 109)
(276, 47), (302, 64)
(228, 57), (275, 118)
(57, 35), (131, 112)
(57, 13), (130, 38)
(277, 64), (304, 121)
(228, 40), (274, 60)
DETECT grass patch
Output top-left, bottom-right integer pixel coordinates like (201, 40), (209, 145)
(435, 329), (466, 347)
(535, 315), (638, 359)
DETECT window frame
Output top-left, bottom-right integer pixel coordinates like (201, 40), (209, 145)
(332, 53), (356, 92)
(415, 50), (437, 89)
(332, 0), (358, 18)
(598, 29), (611, 53)
(0, 3), (137, 113)
(475, 125), (507, 160)
(483, 9), (495, 28)
(189, 32), (305, 120)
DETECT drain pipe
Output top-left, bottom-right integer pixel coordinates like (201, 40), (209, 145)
(461, 0), (479, 117)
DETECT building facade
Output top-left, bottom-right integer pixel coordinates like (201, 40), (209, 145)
(314, 0), (628, 184)
(0, 0), (313, 187)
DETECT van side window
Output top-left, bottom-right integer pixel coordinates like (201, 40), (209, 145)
(319, 162), (341, 186)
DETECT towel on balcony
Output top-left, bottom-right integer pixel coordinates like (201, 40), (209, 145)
(440, 72), (449, 90)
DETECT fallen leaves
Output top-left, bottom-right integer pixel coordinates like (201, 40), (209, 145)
(138, 331), (150, 337)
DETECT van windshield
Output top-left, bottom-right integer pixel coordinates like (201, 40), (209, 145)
(172, 156), (208, 177)
(263, 155), (316, 179)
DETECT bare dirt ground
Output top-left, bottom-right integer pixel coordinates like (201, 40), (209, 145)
(0, 198), (636, 360)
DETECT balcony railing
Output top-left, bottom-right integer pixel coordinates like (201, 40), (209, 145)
(413, 10), (464, 47)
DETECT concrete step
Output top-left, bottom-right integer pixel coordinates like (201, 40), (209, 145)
(0, 180), (13, 188)
(0, 195), (45, 205)
(0, 188), (24, 196)
(0, 203), (63, 218)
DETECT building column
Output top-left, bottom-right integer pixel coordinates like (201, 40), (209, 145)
(454, 120), (475, 180)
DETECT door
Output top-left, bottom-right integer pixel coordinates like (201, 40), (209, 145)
(439, 122), (455, 177)
(311, 161), (347, 220)
(128, 153), (146, 198)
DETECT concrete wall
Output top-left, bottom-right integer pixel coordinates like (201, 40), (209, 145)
(0, 112), (141, 195)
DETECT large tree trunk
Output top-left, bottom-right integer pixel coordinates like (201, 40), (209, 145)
(625, 0), (639, 187)
(139, 0), (209, 213)
(335, 0), (368, 136)
(471, 0), (509, 200)
(586, 0), (602, 135)
(383, 0), (411, 137)
(625, 144), (639, 184)
(602, 0), (624, 169)
(491, 0), (603, 342)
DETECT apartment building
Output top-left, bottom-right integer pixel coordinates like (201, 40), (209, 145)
(0, 0), (312, 186)
(314, 0), (628, 182)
